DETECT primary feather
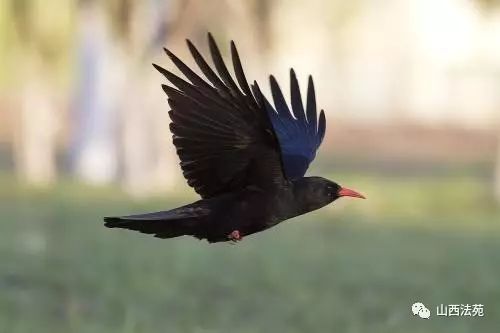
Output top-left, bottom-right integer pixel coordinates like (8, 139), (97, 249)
(264, 70), (326, 180)
(153, 33), (326, 194)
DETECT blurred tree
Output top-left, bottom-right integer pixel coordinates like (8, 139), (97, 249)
(71, 0), (195, 194)
(9, 0), (72, 185)
(474, 0), (500, 203)
(105, 0), (182, 195)
(71, 0), (122, 184)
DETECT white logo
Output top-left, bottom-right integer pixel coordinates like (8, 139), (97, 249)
(412, 302), (431, 319)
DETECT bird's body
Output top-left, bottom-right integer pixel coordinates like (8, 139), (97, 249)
(106, 177), (338, 242)
(105, 34), (364, 243)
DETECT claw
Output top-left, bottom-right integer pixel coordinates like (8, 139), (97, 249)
(227, 230), (242, 242)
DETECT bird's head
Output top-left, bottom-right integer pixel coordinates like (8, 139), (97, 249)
(295, 177), (365, 212)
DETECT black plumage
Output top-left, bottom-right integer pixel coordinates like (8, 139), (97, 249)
(104, 33), (365, 243)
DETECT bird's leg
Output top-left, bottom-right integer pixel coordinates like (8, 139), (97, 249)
(227, 230), (243, 243)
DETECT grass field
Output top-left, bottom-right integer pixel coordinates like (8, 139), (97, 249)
(1, 173), (499, 333)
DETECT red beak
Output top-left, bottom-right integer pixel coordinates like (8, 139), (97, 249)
(337, 187), (366, 199)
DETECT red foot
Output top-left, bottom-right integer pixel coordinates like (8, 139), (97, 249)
(227, 230), (242, 242)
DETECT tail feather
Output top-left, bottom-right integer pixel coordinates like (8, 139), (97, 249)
(104, 205), (209, 239)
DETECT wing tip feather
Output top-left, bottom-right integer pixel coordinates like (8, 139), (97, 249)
(152, 63), (165, 73)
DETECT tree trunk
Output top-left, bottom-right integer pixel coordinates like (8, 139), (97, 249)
(14, 74), (58, 186)
(495, 132), (500, 203)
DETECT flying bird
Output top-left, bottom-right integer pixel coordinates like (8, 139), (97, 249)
(104, 33), (365, 243)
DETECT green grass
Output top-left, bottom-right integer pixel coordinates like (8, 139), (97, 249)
(1, 174), (499, 333)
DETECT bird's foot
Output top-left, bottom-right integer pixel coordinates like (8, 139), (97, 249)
(227, 230), (243, 243)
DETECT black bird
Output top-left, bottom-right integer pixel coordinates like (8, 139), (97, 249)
(104, 33), (365, 243)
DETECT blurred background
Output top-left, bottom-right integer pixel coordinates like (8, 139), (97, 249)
(1, 0), (500, 332)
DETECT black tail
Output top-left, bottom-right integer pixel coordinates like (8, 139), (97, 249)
(104, 204), (209, 239)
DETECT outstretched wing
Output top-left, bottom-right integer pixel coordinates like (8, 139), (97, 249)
(154, 34), (285, 199)
(262, 70), (326, 180)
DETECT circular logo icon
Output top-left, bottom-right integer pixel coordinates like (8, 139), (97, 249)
(412, 302), (431, 319)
